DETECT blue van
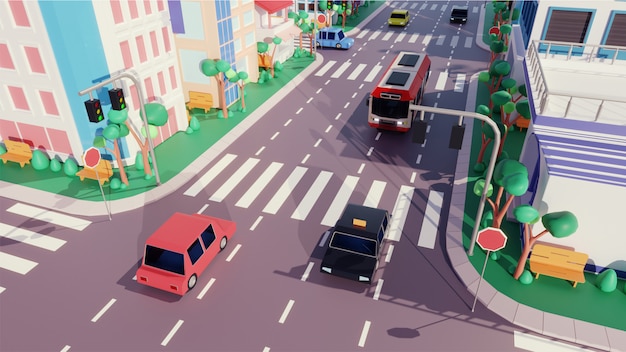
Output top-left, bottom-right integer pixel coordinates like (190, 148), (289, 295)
(315, 27), (354, 49)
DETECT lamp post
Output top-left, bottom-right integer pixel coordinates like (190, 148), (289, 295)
(408, 104), (501, 256)
(79, 71), (161, 186)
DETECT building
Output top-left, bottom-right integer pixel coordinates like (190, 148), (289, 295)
(255, 0), (299, 65)
(511, 0), (626, 277)
(0, 0), (188, 166)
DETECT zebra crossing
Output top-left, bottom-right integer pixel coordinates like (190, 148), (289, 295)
(356, 29), (474, 49)
(184, 153), (435, 239)
(0, 203), (91, 293)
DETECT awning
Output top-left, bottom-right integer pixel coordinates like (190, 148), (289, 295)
(255, 0), (293, 14)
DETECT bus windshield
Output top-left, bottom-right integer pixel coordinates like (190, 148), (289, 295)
(372, 97), (410, 119)
(144, 245), (185, 275)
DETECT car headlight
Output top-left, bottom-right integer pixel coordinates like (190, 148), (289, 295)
(396, 120), (404, 125)
(358, 276), (370, 282)
(321, 267), (332, 273)
(373, 118), (380, 122)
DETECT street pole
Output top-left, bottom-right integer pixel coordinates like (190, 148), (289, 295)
(78, 71), (161, 186)
(408, 105), (501, 256)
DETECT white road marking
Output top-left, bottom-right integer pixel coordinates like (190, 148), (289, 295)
(426, 125), (431, 133)
(250, 216), (263, 231)
(132, 275), (137, 280)
(0, 223), (66, 251)
(454, 74), (466, 93)
(343, 102), (350, 109)
(430, 4), (437, 11)
(319, 231), (331, 247)
(382, 32), (393, 41)
(306, 97), (313, 104)
(351, 92), (357, 99)
(184, 153), (236, 197)
(514, 330), (593, 351)
(368, 30), (381, 40)
(263, 347), (271, 352)
(7, 203), (91, 231)
(315, 88), (322, 94)
(91, 298), (116, 323)
(314, 138), (322, 147)
(161, 320), (184, 346)
(422, 139), (427, 147)
(420, 3), (427, 10)
(296, 107), (303, 114)
(0, 251), (38, 275)
(363, 180), (386, 208)
(464, 37), (473, 48)
(473, 6), (479, 13)
(331, 62), (352, 78)
(416, 154), (422, 164)
(301, 154), (310, 164)
(325, 80), (330, 85)
(210, 158), (259, 202)
(373, 279), (384, 300)
(0, 286), (5, 294)
(263, 167), (307, 214)
(395, 33), (406, 43)
(291, 171), (333, 221)
(410, 172), (416, 183)
(226, 244), (242, 262)
(256, 146), (265, 155)
(436, 35), (446, 46)
(357, 29), (369, 39)
(321, 176), (359, 226)
(315, 60), (336, 76)
(387, 186), (414, 242)
(385, 244), (395, 263)
(301, 262), (315, 281)
(364, 64), (382, 82)
(197, 204), (209, 214)
(410, 3), (417, 9)
(270, 132), (279, 140)
(335, 113), (342, 120)
(435, 72), (448, 91)
(408, 34), (419, 43)
(278, 300), (295, 324)
(422, 34), (432, 45)
(450, 35), (459, 48)
(375, 132), (381, 141)
(358, 320), (371, 347)
(366, 147), (374, 156)
(440, 4), (448, 11)
(358, 84), (363, 90)
(196, 278), (216, 300)
(60, 345), (71, 352)
(347, 63), (367, 80)
(236, 162), (283, 208)
(357, 163), (365, 174)
(417, 191), (444, 249)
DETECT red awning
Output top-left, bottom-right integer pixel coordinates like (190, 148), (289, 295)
(255, 0), (293, 14)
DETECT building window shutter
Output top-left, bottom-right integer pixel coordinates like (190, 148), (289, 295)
(544, 10), (592, 43)
(605, 13), (626, 47)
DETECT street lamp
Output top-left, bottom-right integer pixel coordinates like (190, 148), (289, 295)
(408, 104), (501, 256)
(79, 71), (161, 186)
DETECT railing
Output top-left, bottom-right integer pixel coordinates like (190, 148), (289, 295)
(533, 39), (625, 65)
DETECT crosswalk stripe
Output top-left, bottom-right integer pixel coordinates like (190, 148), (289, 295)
(0, 286), (5, 294)
(464, 37), (473, 48)
(420, 3), (427, 11)
(330, 62), (352, 78)
(209, 158), (259, 202)
(0, 223), (66, 251)
(387, 186), (414, 242)
(436, 35), (446, 46)
(395, 33), (406, 43)
(430, 4), (437, 10)
(472, 6), (479, 13)
(450, 35), (459, 48)
(357, 29), (369, 39)
(408, 34), (419, 43)
(364, 64), (382, 82)
(422, 34), (432, 45)
(184, 153), (237, 197)
(363, 180), (386, 209)
(235, 162), (283, 209)
(369, 30), (381, 40)
(321, 175), (359, 227)
(291, 171), (333, 221)
(347, 63), (367, 80)
(440, 4), (448, 12)
(382, 32), (393, 41)
(263, 167), (308, 215)
(315, 60), (336, 77)
(399, 2), (407, 9)
(7, 203), (91, 231)
(417, 191), (444, 249)
(455, 74), (466, 93)
(410, 3), (417, 9)
(0, 251), (38, 275)
(435, 72), (448, 91)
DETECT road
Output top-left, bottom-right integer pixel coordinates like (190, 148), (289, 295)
(1, 1), (597, 351)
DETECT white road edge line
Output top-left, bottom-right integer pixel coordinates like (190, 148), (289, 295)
(91, 298), (116, 323)
(514, 330), (593, 351)
(358, 320), (371, 347)
(226, 244), (242, 262)
(278, 299), (295, 324)
(385, 244), (395, 263)
(373, 279), (384, 300)
(196, 278), (216, 300)
(161, 319), (184, 346)
(301, 262), (315, 281)
(197, 204), (209, 214)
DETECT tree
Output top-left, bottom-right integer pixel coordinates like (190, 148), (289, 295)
(230, 70), (250, 112)
(94, 108), (131, 185)
(512, 206), (578, 279)
(129, 103), (169, 178)
(473, 159), (529, 229)
(338, 1), (352, 28)
(287, 10), (315, 57)
(474, 104), (505, 169)
(257, 36), (283, 78)
(200, 59), (237, 119)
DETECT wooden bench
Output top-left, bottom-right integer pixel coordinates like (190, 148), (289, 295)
(75, 159), (113, 185)
(186, 91), (213, 114)
(0, 140), (33, 167)
(529, 243), (588, 287)
(515, 117), (530, 131)
(258, 54), (272, 69)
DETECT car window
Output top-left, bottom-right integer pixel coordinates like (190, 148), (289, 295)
(328, 32), (335, 40)
(187, 238), (204, 265)
(337, 31), (345, 40)
(378, 215), (388, 243)
(144, 245), (185, 275)
(330, 232), (377, 257)
(391, 13), (406, 19)
(201, 224), (216, 249)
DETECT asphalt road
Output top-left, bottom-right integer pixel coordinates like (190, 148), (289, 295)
(0, 1), (536, 351)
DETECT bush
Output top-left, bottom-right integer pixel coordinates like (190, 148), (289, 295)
(596, 269), (617, 293)
(63, 158), (79, 176)
(50, 158), (62, 172)
(0, 144), (6, 155)
(31, 150), (50, 171)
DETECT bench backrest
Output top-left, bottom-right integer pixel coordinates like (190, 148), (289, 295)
(189, 91), (211, 100)
(531, 244), (588, 269)
(4, 140), (33, 155)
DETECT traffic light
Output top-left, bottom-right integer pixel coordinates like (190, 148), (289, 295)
(412, 120), (428, 144)
(449, 124), (466, 150)
(108, 88), (126, 110)
(84, 99), (104, 123)
(327, 1), (333, 9)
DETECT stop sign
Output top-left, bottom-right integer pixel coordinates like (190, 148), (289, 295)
(488, 26), (500, 36)
(83, 147), (101, 169)
(476, 227), (508, 252)
(317, 13), (326, 23)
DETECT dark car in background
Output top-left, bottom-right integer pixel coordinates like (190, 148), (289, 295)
(320, 204), (390, 284)
(450, 6), (468, 23)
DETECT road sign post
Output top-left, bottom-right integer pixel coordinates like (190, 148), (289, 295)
(471, 227), (508, 312)
(83, 147), (112, 220)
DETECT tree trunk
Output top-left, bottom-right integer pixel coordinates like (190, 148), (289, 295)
(270, 44), (277, 77)
(492, 194), (515, 228)
(112, 140), (129, 185)
(125, 120), (152, 176)
(513, 228), (549, 279)
(476, 137), (492, 164)
(342, 10), (346, 27)
(238, 83), (246, 109)
(217, 73), (228, 119)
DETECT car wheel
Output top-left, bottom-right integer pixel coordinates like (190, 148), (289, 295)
(220, 236), (228, 251)
(316, 41), (321, 48)
(335, 43), (342, 49)
(188, 274), (197, 290)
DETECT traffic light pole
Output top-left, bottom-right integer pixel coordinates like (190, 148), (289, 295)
(408, 104), (501, 256)
(78, 71), (161, 186)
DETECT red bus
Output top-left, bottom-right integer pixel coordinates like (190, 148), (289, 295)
(367, 51), (431, 132)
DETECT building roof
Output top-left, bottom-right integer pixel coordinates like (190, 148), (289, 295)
(255, 0), (293, 13)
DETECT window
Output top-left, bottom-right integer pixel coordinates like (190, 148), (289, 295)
(150, 31), (159, 57)
(157, 71), (166, 95)
(24, 46), (45, 74)
(378, 216), (388, 243)
(169, 66), (178, 90)
(187, 239), (204, 265)
(330, 232), (377, 257)
(179, 50), (211, 84)
(128, 0), (139, 19)
(110, 0), (124, 24)
(178, 2), (205, 40)
(120, 40), (133, 69)
(605, 13), (626, 46)
(144, 0), (152, 15)
(232, 17), (240, 31)
(9, 0), (30, 27)
(235, 57), (248, 73)
(243, 10), (253, 26)
(0, 44), (15, 70)
(157, 0), (164, 11)
(231, 0), (238, 8)
(162, 27), (171, 52)
(136, 35), (147, 63)
(242, 0), (252, 4)
(233, 38), (242, 53)
(328, 32), (335, 40)
(129, 84), (140, 110)
(320, 32), (327, 40)
(543, 9), (592, 43)
(8, 86), (29, 111)
(145, 245), (184, 275)
(519, 0), (538, 48)
(200, 225), (216, 249)
(144, 77), (154, 101)
(39, 91), (59, 116)
(245, 31), (255, 47)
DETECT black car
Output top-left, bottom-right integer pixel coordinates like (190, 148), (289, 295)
(320, 204), (390, 283)
(450, 6), (468, 23)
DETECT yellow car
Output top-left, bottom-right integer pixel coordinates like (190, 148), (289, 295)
(388, 9), (409, 26)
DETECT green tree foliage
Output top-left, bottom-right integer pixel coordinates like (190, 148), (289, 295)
(50, 158), (62, 172)
(596, 269), (618, 293)
(288, 10), (315, 57)
(31, 149), (50, 171)
(201, 59), (236, 119)
(63, 158), (78, 177)
(97, 109), (130, 185)
(0, 144), (6, 155)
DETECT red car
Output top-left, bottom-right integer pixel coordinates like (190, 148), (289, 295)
(136, 212), (236, 296)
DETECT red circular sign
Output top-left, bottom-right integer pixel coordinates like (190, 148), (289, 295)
(476, 227), (508, 252)
(317, 13), (326, 23)
(84, 147), (101, 169)
(489, 26), (500, 35)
